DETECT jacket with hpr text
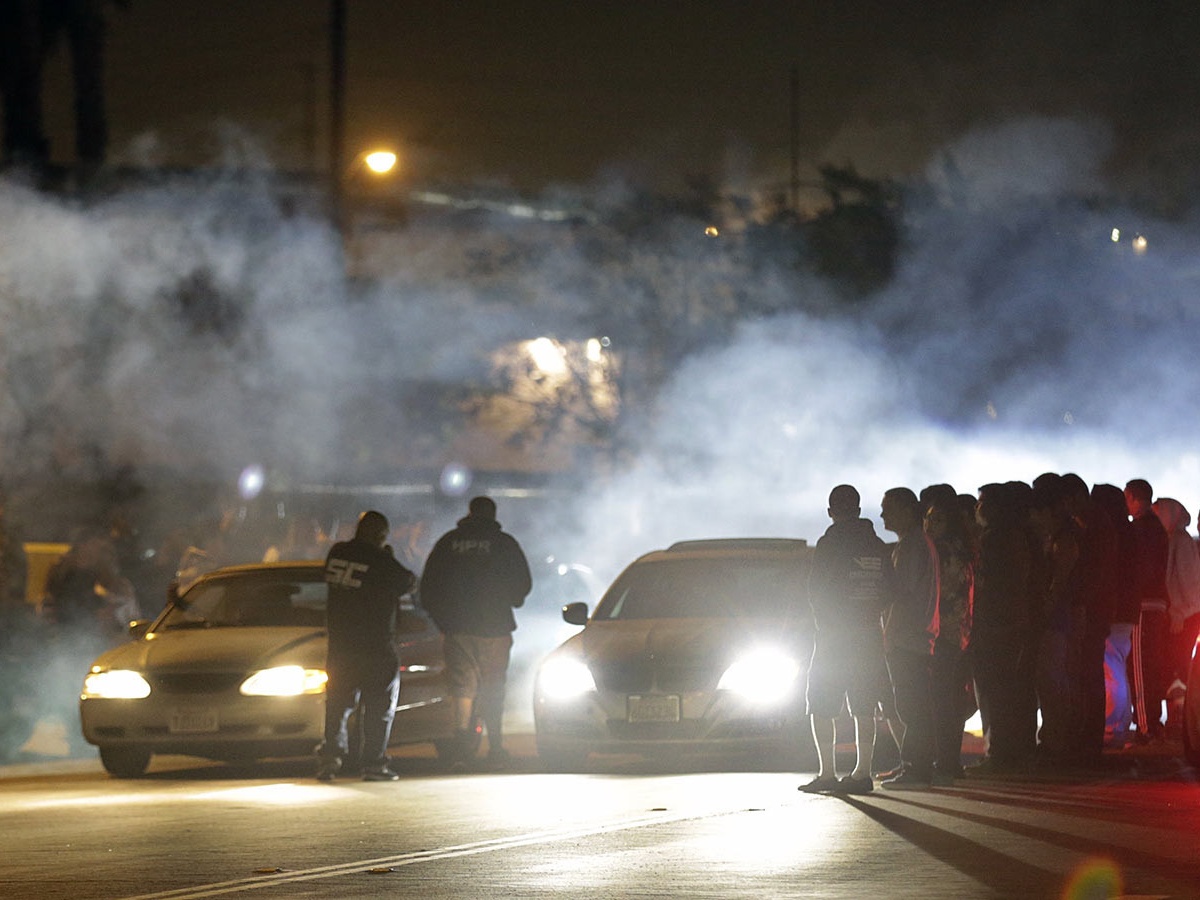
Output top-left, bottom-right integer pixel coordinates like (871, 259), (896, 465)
(419, 514), (532, 636)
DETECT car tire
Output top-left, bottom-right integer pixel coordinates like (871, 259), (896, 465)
(99, 746), (152, 778)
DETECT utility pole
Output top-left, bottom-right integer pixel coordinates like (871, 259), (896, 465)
(789, 64), (800, 217)
(329, 0), (346, 236)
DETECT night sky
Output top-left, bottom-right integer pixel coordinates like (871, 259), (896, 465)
(31, 1), (1200, 198)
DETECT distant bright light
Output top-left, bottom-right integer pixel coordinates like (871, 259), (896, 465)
(363, 150), (398, 174)
(238, 464), (265, 500)
(964, 709), (983, 737)
(586, 338), (603, 362)
(1111, 227), (1120, 242)
(440, 463), (472, 496)
(1133, 234), (1148, 255)
(705, 225), (720, 237)
(527, 337), (567, 375)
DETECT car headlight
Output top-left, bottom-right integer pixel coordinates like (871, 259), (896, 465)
(81, 668), (152, 699)
(539, 657), (596, 700)
(717, 649), (800, 704)
(240, 665), (328, 697)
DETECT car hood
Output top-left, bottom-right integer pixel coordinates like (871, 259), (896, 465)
(91, 627), (327, 673)
(570, 618), (804, 666)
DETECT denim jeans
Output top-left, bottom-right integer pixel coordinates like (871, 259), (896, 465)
(1105, 623), (1134, 744)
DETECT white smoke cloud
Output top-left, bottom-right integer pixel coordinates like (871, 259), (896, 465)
(4, 115), (1199, 562)
(6, 116), (1200, 742)
(557, 116), (1200, 585)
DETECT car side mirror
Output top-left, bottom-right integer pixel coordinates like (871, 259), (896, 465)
(562, 602), (589, 627)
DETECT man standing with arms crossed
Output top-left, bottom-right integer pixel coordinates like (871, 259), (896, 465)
(421, 496), (532, 769)
(799, 484), (889, 795)
(317, 510), (415, 782)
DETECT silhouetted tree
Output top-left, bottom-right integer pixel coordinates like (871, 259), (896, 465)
(805, 163), (901, 297)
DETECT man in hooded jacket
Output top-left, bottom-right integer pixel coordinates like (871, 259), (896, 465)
(420, 495), (532, 767)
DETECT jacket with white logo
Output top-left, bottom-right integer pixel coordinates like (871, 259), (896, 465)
(324, 538), (415, 659)
(808, 517), (888, 636)
(419, 514), (532, 636)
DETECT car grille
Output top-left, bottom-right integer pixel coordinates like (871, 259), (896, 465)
(150, 672), (245, 694)
(594, 660), (715, 694)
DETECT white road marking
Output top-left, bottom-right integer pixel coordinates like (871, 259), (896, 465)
(114, 807), (739, 899)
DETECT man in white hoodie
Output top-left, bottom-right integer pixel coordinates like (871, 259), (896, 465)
(1152, 497), (1200, 736)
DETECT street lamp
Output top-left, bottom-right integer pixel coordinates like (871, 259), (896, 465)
(340, 146), (403, 273)
(362, 150), (397, 175)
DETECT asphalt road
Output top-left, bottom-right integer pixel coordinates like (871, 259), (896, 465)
(4, 734), (1200, 900)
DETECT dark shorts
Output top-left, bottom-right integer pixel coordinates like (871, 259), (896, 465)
(443, 633), (513, 697)
(805, 629), (887, 719)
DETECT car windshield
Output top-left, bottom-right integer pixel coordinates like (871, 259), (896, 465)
(592, 558), (805, 621)
(156, 571), (328, 630)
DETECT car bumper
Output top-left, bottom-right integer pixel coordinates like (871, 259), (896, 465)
(80, 694), (325, 759)
(534, 689), (807, 757)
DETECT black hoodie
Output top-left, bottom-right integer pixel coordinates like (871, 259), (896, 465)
(419, 514), (532, 636)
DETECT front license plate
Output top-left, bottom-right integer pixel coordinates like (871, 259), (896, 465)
(169, 708), (219, 734)
(627, 694), (681, 723)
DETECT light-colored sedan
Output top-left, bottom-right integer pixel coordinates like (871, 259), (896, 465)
(533, 538), (815, 770)
(79, 561), (455, 777)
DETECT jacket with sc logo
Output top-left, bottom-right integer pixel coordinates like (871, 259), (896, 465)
(324, 537), (415, 658)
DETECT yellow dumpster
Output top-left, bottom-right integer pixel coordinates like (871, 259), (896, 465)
(23, 542), (70, 606)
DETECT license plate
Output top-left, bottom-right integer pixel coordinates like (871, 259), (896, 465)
(627, 694), (681, 723)
(169, 708), (219, 734)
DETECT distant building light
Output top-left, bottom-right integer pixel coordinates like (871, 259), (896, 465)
(1111, 227), (1121, 243)
(527, 337), (567, 375)
(439, 463), (472, 497)
(238, 464), (265, 500)
(1133, 234), (1148, 255)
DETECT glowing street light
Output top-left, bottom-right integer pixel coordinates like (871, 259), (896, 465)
(338, 146), (403, 266)
(362, 149), (398, 175)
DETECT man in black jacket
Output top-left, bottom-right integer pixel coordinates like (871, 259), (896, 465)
(317, 510), (415, 782)
(1125, 479), (1170, 743)
(799, 484), (889, 795)
(420, 496), (532, 767)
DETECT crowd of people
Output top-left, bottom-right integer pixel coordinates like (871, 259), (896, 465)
(800, 475), (1200, 794)
(3, 471), (1198, 782)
